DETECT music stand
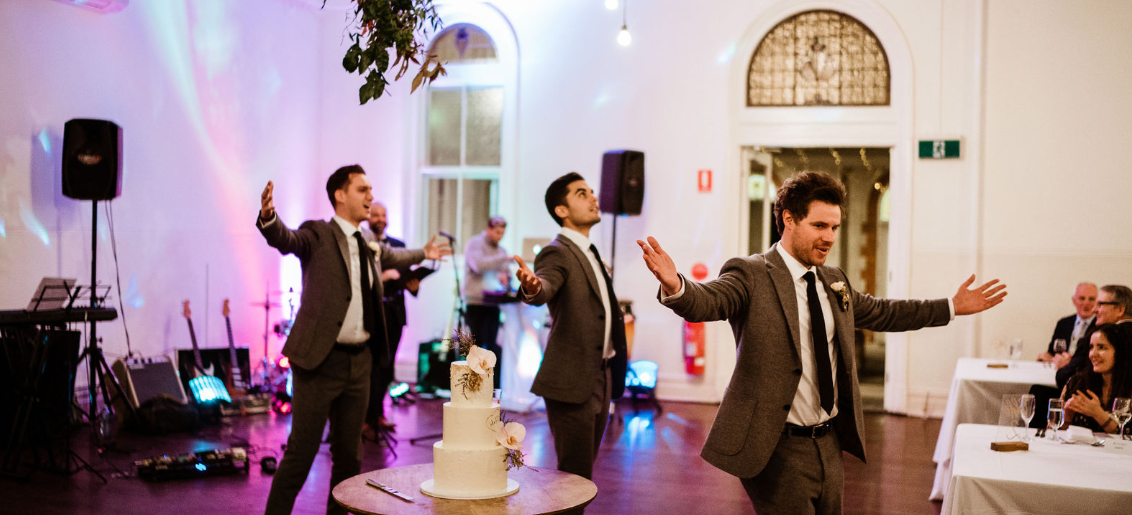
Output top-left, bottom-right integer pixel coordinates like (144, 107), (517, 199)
(25, 278), (79, 311)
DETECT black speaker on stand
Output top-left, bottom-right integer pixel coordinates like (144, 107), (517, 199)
(62, 118), (134, 459)
(598, 150), (645, 281)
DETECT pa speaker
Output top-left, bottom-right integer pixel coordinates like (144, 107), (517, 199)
(62, 118), (122, 200)
(599, 150), (644, 215)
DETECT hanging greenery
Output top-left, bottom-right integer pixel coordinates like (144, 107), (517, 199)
(328, 0), (447, 105)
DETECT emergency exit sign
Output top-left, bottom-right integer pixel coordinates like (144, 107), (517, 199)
(919, 140), (961, 159)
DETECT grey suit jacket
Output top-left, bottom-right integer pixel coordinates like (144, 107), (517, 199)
(663, 246), (950, 478)
(520, 235), (628, 403)
(258, 215), (424, 371)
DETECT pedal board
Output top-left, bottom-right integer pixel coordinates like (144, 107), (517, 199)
(219, 393), (273, 416)
(135, 447), (249, 481)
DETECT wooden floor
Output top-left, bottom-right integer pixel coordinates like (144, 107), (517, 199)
(2, 397), (943, 515)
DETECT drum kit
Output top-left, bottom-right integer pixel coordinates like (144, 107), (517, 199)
(242, 285), (297, 413)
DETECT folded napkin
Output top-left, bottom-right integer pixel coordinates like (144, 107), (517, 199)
(1065, 425), (1096, 444)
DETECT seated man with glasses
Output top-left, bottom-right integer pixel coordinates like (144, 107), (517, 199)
(1057, 285), (1132, 389)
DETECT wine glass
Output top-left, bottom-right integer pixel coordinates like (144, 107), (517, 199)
(1048, 399), (1065, 442)
(1009, 338), (1023, 361)
(1113, 397), (1132, 441)
(1020, 394), (1036, 441)
(1052, 339), (1068, 355)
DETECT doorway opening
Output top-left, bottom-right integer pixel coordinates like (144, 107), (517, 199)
(741, 146), (891, 411)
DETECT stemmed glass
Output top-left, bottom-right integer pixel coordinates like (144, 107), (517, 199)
(1020, 394), (1036, 441)
(1009, 338), (1024, 361)
(1048, 399), (1065, 442)
(1113, 397), (1131, 441)
(1051, 339), (1067, 367)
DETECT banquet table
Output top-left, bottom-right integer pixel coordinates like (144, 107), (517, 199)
(929, 358), (1056, 500)
(940, 423), (1132, 515)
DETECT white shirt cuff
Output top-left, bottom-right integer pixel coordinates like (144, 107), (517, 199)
(660, 277), (686, 303)
(257, 213), (277, 229)
(947, 298), (955, 321)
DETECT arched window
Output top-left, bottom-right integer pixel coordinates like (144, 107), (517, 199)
(747, 10), (889, 106)
(421, 23), (503, 246)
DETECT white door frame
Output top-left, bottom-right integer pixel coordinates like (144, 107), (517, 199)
(727, 0), (915, 413)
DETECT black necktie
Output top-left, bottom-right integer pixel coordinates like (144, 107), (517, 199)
(589, 244), (619, 347)
(803, 271), (835, 415)
(353, 231), (374, 338)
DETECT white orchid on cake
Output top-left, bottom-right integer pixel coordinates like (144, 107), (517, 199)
(455, 344), (496, 399)
(495, 414), (532, 471)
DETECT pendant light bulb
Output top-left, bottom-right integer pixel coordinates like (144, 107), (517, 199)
(617, 23), (632, 46)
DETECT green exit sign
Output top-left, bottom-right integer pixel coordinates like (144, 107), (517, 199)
(918, 140), (961, 159)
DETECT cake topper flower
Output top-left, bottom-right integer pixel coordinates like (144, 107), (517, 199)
(467, 345), (496, 377)
(829, 281), (849, 311)
(455, 345), (496, 398)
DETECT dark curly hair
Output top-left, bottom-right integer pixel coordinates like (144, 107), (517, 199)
(1065, 323), (1132, 408)
(773, 171), (846, 233)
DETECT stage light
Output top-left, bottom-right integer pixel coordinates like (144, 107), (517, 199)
(626, 360), (658, 389)
(278, 356), (290, 369)
(195, 463), (206, 472)
(390, 382), (410, 398)
(188, 375), (232, 404)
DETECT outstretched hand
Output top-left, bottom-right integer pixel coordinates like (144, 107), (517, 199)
(423, 235), (453, 261)
(952, 274), (1007, 316)
(636, 236), (681, 296)
(513, 255), (541, 295)
(260, 181), (275, 220)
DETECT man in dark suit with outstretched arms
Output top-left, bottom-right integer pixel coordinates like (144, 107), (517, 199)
(514, 172), (628, 484)
(257, 165), (450, 515)
(636, 171), (1007, 515)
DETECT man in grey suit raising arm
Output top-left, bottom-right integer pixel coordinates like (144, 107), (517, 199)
(636, 171), (1006, 515)
(258, 165), (450, 515)
(514, 172), (628, 484)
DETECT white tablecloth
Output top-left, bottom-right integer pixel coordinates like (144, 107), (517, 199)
(930, 358), (1056, 500)
(941, 423), (1132, 514)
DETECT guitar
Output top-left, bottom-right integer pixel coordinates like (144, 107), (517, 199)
(222, 299), (247, 393)
(183, 300), (214, 377)
(182, 300), (231, 404)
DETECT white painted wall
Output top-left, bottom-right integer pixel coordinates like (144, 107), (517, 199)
(3, 0), (1129, 415)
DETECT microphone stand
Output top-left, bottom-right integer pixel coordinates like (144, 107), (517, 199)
(409, 231), (461, 446)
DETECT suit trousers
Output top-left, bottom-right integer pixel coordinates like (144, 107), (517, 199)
(265, 346), (372, 515)
(465, 304), (502, 389)
(366, 308), (404, 425)
(543, 365), (612, 481)
(739, 427), (844, 515)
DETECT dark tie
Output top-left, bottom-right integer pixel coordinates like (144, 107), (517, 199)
(588, 244), (619, 345)
(803, 271), (835, 415)
(353, 231), (375, 338)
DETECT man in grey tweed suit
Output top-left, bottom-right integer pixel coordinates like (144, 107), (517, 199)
(637, 171), (1007, 514)
(258, 165), (449, 515)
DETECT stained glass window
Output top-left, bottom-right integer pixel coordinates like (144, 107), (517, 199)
(748, 10), (889, 106)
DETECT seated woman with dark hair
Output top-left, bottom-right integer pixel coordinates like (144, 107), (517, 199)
(1062, 323), (1132, 433)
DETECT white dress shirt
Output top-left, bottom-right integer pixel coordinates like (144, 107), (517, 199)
(331, 216), (372, 345)
(559, 228), (615, 359)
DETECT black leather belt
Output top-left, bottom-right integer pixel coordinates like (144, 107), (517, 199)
(333, 343), (367, 355)
(783, 419), (834, 438)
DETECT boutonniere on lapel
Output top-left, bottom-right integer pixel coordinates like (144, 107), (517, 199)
(829, 281), (850, 312)
(367, 241), (380, 254)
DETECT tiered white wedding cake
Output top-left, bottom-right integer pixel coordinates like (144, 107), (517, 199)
(420, 346), (525, 499)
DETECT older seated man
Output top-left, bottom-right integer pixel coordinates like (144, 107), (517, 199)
(1038, 282), (1097, 365)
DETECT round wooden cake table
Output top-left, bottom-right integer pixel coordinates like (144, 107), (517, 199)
(332, 463), (597, 515)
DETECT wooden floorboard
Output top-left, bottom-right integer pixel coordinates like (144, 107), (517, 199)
(1, 398), (943, 514)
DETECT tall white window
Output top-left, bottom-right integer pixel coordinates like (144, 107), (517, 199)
(421, 24), (503, 247)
